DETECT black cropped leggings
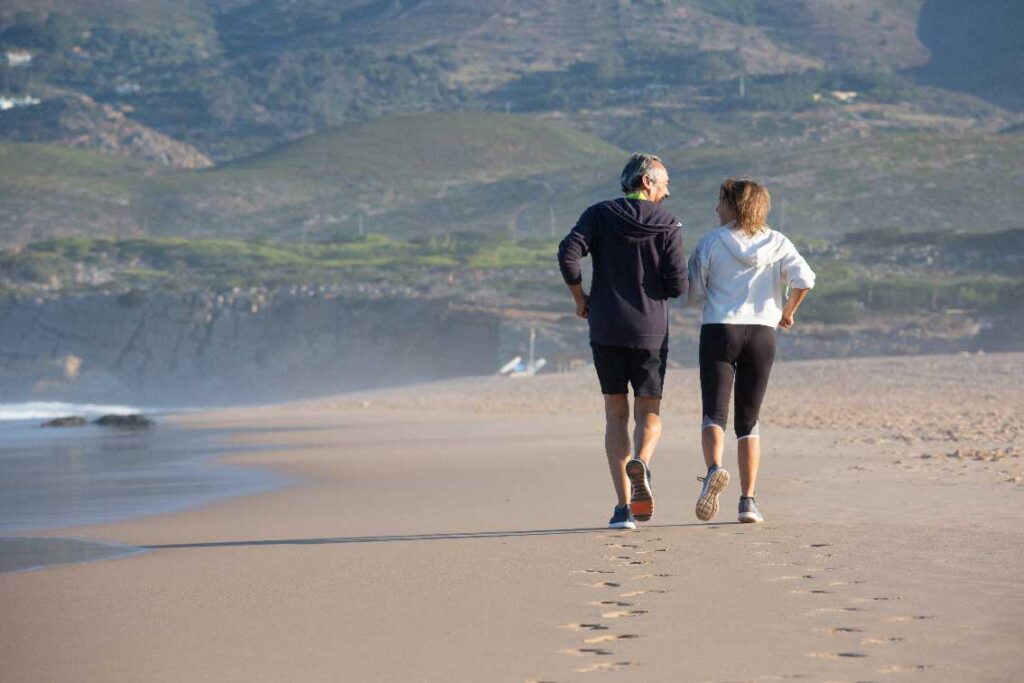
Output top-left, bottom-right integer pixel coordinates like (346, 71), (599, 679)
(699, 323), (776, 439)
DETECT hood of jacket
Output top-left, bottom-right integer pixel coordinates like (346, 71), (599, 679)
(598, 198), (682, 244)
(714, 224), (788, 267)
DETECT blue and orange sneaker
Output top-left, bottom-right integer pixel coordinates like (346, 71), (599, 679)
(608, 505), (637, 530)
(625, 459), (653, 522)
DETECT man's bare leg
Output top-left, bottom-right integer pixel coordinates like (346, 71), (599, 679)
(738, 436), (760, 497)
(632, 396), (662, 465)
(604, 394), (631, 507)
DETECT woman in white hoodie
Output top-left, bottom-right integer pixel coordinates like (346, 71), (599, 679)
(687, 179), (815, 523)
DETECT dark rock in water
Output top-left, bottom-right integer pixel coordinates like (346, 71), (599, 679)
(41, 416), (88, 428)
(94, 414), (154, 428)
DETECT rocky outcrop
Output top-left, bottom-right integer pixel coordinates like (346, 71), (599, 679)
(0, 289), (501, 405)
(0, 95), (213, 169)
(94, 414), (153, 428)
(41, 416), (87, 427)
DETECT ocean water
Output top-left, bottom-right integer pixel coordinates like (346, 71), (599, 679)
(0, 403), (287, 534)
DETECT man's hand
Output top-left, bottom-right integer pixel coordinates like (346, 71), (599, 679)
(778, 312), (794, 329)
(576, 294), (590, 319)
(567, 283), (590, 319)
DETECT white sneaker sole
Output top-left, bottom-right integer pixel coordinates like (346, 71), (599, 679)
(609, 520), (637, 530)
(695, 469), (730, 521)
(738, 512), (764, 523)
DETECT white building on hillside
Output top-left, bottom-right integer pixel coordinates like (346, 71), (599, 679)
(0, 95), (41, 110)
(2, 49), (33, 66)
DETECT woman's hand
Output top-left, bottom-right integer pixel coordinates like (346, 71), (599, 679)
(779, 287), (809, 329)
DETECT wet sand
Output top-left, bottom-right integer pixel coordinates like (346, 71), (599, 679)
(1, 353), (1022, 682)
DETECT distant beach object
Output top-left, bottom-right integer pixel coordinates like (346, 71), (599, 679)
(41, 416), (88, 428)
(498, 356), (523, 375)
(507, 327), (546, 378)
(94, 414), (154, 428)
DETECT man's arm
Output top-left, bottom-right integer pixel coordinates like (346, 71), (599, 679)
(661, 225), (688, 299)
(557, 209), (594, 318)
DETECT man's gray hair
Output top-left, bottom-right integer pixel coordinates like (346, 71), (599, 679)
(620, 153), (663, 193)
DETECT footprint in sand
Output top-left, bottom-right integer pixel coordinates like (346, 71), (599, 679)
(587, 581), (622, 588)
(583, 634), (640, 645)
(588, 600), (633, 607)
(560, 647), (613, 656)
(628, 573), (671, 580)
(619, 589), (668, 597)
(572, 569), (615, 575)
(574, 661), (637, 673)
(767, 574), (816, 582)
(803, 543), (832, 548)
(601, 609), (648, 619)
(861, 636), (905, 645)
(633, 548), (667, 555)
(806, 651), (869, 659)
(561, 623), (609, 632)
(806, 607), (865, 615)
(885, 615), (934, 622)
(815, 626), (864, 635)
(879, 664), (933, 672)
(789, 589), (834, 595)
(604, 543), (639, 549)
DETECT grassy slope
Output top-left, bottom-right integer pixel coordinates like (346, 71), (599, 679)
(659, 130), (1024, 237)
(3, 119), (1022, 247)
(137, 112), (626, 239)
(0, 143), (155, 245)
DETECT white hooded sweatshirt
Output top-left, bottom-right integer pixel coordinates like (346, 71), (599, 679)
(687, 224), (816, 327)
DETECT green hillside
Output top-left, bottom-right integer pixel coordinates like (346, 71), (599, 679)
(0, 143), (152, 245)
(133, 112), (625, 240)
(3, 122), (1022, 247)
(659, 131), (1024, 236)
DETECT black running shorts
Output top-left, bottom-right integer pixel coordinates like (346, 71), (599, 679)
(590, 342), (668, 398)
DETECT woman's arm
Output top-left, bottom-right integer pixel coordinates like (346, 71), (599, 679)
(779, 288), (809, 329)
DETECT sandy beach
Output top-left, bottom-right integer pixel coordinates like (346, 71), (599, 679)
(2, 352), (1022, 682)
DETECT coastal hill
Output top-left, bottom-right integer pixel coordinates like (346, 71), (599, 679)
(2, 116), (1022, 246)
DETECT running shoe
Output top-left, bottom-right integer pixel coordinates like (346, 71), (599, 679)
(695, 465), (730, 521)
(625, 458), (653, 522)
(738, 496), (764, 523)
(608, 505), (637, 530)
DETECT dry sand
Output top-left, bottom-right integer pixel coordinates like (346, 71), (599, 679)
(2, 352), (1022, 682)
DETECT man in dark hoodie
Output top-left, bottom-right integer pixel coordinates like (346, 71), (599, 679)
(558, 153), (687, 530)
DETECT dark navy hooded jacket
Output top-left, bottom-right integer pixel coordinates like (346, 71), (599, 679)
(558, 198), (687, 349)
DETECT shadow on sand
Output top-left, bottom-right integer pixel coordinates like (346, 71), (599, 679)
(144, 522), (733, 550)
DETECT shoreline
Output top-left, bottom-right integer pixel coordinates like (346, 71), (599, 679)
(0, 419), (293, 541)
